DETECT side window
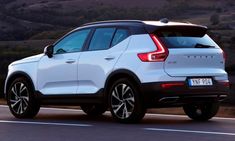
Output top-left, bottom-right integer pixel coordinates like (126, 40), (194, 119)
(88, 28), (115, 51)
(111, 29), (129, 46)
(54, 29), (91, 54)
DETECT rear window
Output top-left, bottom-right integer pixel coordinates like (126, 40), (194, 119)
(151, 26), (219, 49)
(157, 32), (219, 49)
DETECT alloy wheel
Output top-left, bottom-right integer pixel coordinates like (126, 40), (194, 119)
(9, 82), (29, 115)
(111, 83), (135, 119)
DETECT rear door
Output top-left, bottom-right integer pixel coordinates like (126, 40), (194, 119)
(77, 27), (130, 94)
(154, 27), (226, 77)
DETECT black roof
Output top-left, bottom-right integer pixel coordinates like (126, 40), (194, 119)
(79, 20), (207, 35)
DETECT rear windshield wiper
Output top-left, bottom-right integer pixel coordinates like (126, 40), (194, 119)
(194, 43), (215, 48)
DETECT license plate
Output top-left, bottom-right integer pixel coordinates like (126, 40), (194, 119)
(188, 78), (213, 86)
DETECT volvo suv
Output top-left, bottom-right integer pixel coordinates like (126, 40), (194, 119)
(4, 20), (229, 123)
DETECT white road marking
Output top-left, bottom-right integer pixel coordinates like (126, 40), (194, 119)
(0, 120), (92, 127)
(1, 105), (235, 121)
(144, 128), (235, 136)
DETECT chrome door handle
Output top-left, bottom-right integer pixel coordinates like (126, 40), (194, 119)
(66, 59), (76, 64)
(104, 56), (115, 60)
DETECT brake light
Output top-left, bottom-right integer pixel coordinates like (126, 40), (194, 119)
(137, 34), (169, 62)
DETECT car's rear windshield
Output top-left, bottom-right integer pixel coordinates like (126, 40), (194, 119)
(155, 30), (219, 49)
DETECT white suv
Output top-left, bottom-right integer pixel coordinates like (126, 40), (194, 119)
(4, 20), (230, 123)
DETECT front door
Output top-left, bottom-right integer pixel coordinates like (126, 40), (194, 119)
(37, 29), (91, 95)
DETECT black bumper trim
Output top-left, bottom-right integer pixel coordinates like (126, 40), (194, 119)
(140, 80), (230, 107)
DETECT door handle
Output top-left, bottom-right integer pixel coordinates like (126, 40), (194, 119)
(104, 56), (115, 60)
(65, 59), (76, 64)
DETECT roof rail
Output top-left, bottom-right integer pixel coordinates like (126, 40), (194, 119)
(82, 20), (144, 26)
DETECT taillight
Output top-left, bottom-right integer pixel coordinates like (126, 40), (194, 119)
(137, 34), (169, 62)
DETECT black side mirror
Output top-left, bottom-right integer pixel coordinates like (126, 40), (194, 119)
(44, 45), (54, 58)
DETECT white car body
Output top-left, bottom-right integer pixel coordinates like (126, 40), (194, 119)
(4, 20), (230, 122)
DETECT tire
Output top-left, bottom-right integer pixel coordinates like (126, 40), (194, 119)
(183, 102), (220, 121)
(6, 77), (40, 119)
(108, 78), (146, 123)
(81, 104), (107, 116)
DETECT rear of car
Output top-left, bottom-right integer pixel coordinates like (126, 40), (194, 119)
(123, 21), (229, 121)
(135, 22), (229, 101)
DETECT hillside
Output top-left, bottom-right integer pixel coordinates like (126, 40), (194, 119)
(0, 0), (234, 67)
(0, 0), (235, 100)
(0, 0), (234, 40)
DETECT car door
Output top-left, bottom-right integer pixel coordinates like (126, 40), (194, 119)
(37, 29), (91, 95)
(77, 27), (130, 94)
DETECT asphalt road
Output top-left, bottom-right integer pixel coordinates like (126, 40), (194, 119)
(0, 105), (235, 141)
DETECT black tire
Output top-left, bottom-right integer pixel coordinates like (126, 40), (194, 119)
(108, 78), (146, 123)
(81, 104), (107, 116)
(183, 102), (220, 121)
(6, 77), (40, 119)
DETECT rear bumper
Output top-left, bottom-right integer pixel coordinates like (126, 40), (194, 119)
(140, 80), (230, 107)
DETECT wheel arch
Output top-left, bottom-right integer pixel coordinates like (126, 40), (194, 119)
(104, 69), (141, 101)
(105, 69), (141, 87)
(5, 71), (35, 98)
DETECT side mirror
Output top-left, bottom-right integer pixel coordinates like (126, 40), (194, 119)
(44, 45), (54, 58)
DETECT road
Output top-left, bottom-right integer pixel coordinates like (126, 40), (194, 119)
(0, 105), (235, 141)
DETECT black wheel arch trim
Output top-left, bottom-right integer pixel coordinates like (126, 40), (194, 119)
(104, 69), (141, 92)
(4, 71), (35, 98)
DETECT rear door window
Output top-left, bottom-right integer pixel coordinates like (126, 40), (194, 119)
(111, 29), (129, 46)
(88, 28), (116, 51)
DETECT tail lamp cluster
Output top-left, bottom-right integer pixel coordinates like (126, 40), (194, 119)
(137, 34), (169, 62)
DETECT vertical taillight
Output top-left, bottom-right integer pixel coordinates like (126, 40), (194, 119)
(137, 34), (169, 62)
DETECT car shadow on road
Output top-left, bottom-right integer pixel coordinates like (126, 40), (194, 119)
(34, 112), (114, 123)
(33, 111), (217, 126)
(141, 116), (217, 125)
